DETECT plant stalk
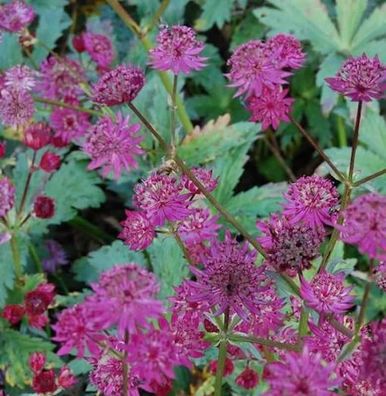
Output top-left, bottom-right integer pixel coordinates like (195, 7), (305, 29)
(214, 309), (230, 396)
(34, 96), (101, 116)
(353, 168), (386, 187)
(18, 151), (37, 217)
(10, 234), (23, 284)
(122, 331), (129, 396)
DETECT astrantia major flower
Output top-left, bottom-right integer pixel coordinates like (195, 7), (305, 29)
(338, 193), (386, 260)
(264, 348), (340, 396)
(119, 210), (155, 251)
(188, 232), (267, 321)
(149, 25), (206, 74)
(266, 34), (306, 70)
(84, 113), (144, 179)
(0, 86), (34, 127)
(83, 32), (114, 69)
(87, 264), (163, 336)
(300, 271), (354, 315)
(236, 367), (259, 390)
(283, 175), (339, 229)
(0, 177), (15, 217)
(4, 65), (38, 91)
(92, 64), (145, 106)
(325, 54), (386, 102)
(227, 39), (291, 98)
(23, 122), (51, 150)
(181, 167), (218, 196)
(0, 0), (35, 33)
(257, 214), (324, 276)
(246, 86), (293, 130)
(133, 173), (191, 226)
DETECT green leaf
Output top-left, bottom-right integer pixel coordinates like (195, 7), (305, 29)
(147, 236), (189, 300)
(0, 33), (23, 69)
(336, 0), (367, 50)
(305, 99), (332, 147)
(254, 0), (341, 54)
(230, 13), (265, 50)
(0, 329), (59, 388)
(326, 241), (357, 275)
(360, 109), (386, 160)
(196, 0), (235, 30)
(73, 241), (146, 283)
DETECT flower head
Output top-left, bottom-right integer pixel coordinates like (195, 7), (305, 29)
(25, 283), (55, 316)
(33, 195), (55, 219)
(0, 0), (35, 32)
(209, 358), (234, 377)
(83, 32), (114, 69)
(0, 86), (34, 127)
(301, 271), (354, 315)
(325, 54), (386, 102)
(119, 210), (155, 251)
(42, 240), (68, 273)
(23, 122), (51, 150)
(338, 193), (386, 260)
(92, 64), (145, 106)
(246, 86), (293, 130)
(236, 367), (259, 389)
(39, 151), (61, 172)
(227, 40), (291, 97)
(84, 113), (143, 179)
(264, 348), (340, 395)
(29, 352), (46, 374)
(133, 173), (191, 226)
(373, 261), (386, 292)
(188, 233), (267, 321)
(32, 369), (57, 394)
(4, 65), (38, 91)
(57, 366), (76, 389)
(0, 177), (15, 217)
(88, 264), (163, 336)
(181, 167), (218, 196)
(149, 25), (206, 74)
(257, 214), (324, 276)
(1, 304), (24, 325)
(266, 34), (306, 69)
(283, 175), (339, 228)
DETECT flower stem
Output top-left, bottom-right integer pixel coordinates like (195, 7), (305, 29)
(122, 331), (129, 396)
(298, 306), (309, 338)
(348, 101), (363, 182)
(10, 234), (23, 284)
(289, 115), (346, 183)
(18, 151), (36, 217)
(145, 0), (170, 34)
(127, 102), (267, 257)
(34, 96), (102, 116)
(214, 309), (230, 396)
(228, 333), (301, 352)
(336, 115), (347, 147)
(106, 0), (193, 133)
(355, 260), (373, 335)
(353, 168), (386, 187)
(173, 230), (195, 266)
(170, 74), (178, 156)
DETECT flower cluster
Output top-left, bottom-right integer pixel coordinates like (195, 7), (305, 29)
(0, 0), (35, 33)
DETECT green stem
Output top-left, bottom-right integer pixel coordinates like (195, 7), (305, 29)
(348, 101), (363, 182)
(28, 243), (43, 273)
(355, 260), (373, 335)
(69, 216), (114, 244)
(173, 230), (195, 266)
(18, 151), (36, 216)
(170, 74), (178, 155)
(228, 334), (301, 352)
(122, 331), (129, 396)
(214, 309), (230, 396)
(34, 96), (101, 116)
(336, 116), (347, 147)
(353, 168), (386, 187)
(10, 234), (23, 284)
(328, 315), (354, 338)
(145, 0), (170, 33)
(106, 0), (194, 133)
(298, 306), (309, 338)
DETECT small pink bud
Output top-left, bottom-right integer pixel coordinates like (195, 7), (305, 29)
(33, 196), (55, 219)
(29, 352), (46, 374)
(57, 366), (76, 389)
(39, 151), (61, 172)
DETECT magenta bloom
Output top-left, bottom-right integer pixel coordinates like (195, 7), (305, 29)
(83, 32), (114, 69)
(4, 65), (38, 91)
(257, 214), (324, 276)
(301, 271), (354, 315)
(188, 233), (267, 321)
(266, 34), (306, 70)
(84, 113), (143, 179)
(283, 175), (339, 228)
(50, 106), (90, 143)
(264, 348), (340, 395)
(325, 54), (386, 102)
(42, 240), (68, 273)
(227, 40), (291, 97)
(92, 64), (145, 106)
(236, 367), (259, 390)
(119, 210), (155, 251)
(0, 0), (35, 32)
(149, 25), (206, 74)
(52, 303), (104, 358)
(181, 167), (218, 196)
(37, 56), (85, 100)
(246, 86), (293, 130)
(338, 193), (386, 260)
(177, 208), (220, 244)
(0, 87), (34, 127)
(133, 173), (191, 226)
(373, 261), (386, 292)
(88, 264), (163, 336)
(0, 177), (15, 217)
(23, 122), (51, 150)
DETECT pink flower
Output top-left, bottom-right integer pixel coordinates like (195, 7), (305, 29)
(33, 195), (55, 219)
(338, 193), (386, 260)
(227, 40), (291, 97)
(119, 210), (155, 251)
(72, 35), (85, 52)
(37, 56), (85, 100)
(32, 369), (57, 394)
(181, 167), (218, 196)
(50, 106), (90, 143)
(92, 64), (145, 106)
(57, 366), (76, 389)
(257, 214), (324, 276)
(23, 122), (51, 150)
(39, 151), (61, 172)
(149, 25), (206, 74)
(0, 140), (5, 158)
(133, 173), (191, 226)
(283, 175), (339, 228)
(266, 34), (306, 69)
(88, 264), (163, 336)
(1, 304), (24, 325)
(0, 0), (35, 32)
(4, 65), (38, 91)
(29, 352), (46, 374)
(373, 261), (386, 292)
(177, 208), (220, 244)
(0, 177), (15, 217)
(264, 348), (340, 395)
(208, 358), (234, 377)
(0, 86), (34, 127)
(83, 32), (114, 69)
(25, 283), (55, 316)
(188, 232), (267, 321)
(300, 271), (354, 315)
(325, 54), (386, 102)
(236, 367), (259, 389)
(246, 86), (293, 130)
(84, 113), (144, 179)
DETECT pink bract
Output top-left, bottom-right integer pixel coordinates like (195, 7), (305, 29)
(0, 0), (35, 33)
(83, 32), (114, 69)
